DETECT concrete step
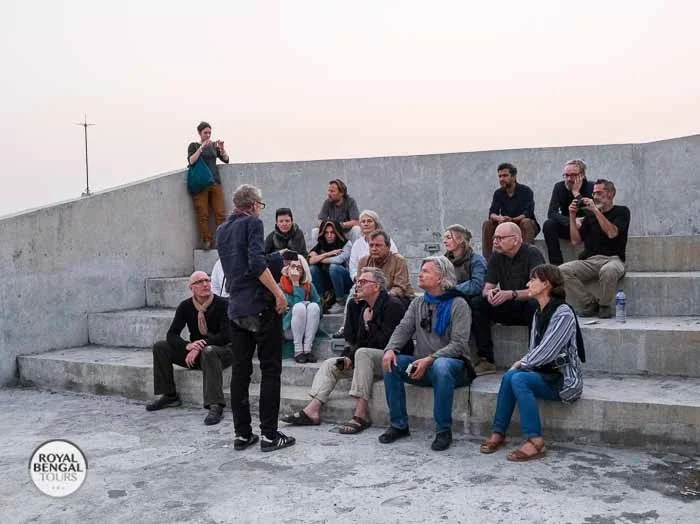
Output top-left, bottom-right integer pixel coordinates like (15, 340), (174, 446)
(534, 235), (700, 272)
(145, 272), (700, 316)
(17, 347), (700, 452)
(88, 307), (344, 349)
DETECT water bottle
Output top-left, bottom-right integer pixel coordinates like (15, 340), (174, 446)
(615, 289), (626, 323)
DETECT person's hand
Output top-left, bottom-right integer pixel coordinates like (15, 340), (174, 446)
(409, 356), (434, 380)
(185, 346), (203, 367)
(217, 140), (225, 151)
(200, 139), (211, 150)
(275, 293), (289, 315)
(382, 350), (397, 372)
(186, 340), (206, 352)
(575, 217), (584, 228)
(571, 174), (583, 194)
(568, 201), (579, 216)
(580, 197), (595, 212)
(343, 357), (353, 371)
(288, 266), (302, 285)
(509, 360), (523, 371)
(493, 215), (506, 223)
(489, 289), (513, 306)
(327, 249), (342, 257)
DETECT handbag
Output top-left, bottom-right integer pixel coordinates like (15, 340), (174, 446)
(187, 158), (215, 194)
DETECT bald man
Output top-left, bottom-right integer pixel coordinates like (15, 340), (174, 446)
(146, 271), (233, 426)
(470, 223), (544, 375)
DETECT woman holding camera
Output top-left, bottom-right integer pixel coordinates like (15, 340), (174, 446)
(187, 121), (229, 250)
(479, 263), (583, 461)
(280, 254), (322, 363)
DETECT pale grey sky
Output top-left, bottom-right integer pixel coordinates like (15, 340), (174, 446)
(2, 0), (699, 216)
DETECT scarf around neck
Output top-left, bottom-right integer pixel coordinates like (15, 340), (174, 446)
(192, 295), (215, 336)
(446, 246), (473, 282)
(422, 288), (465, 336)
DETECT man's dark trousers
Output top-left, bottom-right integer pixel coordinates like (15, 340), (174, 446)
(152, 340), (234, 407)
(469, 296), (537, 364)
(542, 217), (571, 266)
(229, 308), (283, 439)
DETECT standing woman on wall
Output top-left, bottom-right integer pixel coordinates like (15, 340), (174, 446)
(187, 121), (229, 250)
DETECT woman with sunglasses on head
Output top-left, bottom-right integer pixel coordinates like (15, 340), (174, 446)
(279, 254), (322, 363)
(442, 224), (486, 300)
(479, 263), (584, 461)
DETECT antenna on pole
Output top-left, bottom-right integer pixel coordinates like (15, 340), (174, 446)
(75, 114), (96, 197)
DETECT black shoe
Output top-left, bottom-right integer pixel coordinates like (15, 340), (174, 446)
(303, 352), (317, 363)
(378, 426), (410, 444)
(204, 404), (224, 425)
(260, 431), (296, 452)
(431, 430), (452, 451)
(332, 326), (345, 339)
(294, 353), (308, 364)
(146, 394), (181, 411)
(233, 433), (259, 451)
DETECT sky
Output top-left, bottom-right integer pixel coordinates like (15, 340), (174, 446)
(2, 0), (699, 216)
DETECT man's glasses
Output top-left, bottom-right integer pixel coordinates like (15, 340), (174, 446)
(356, 278), (377, 287)
(493, 235), (516, 242)
(255, 201), (266, 209)
(191, 278), (211, 286)
(420, 307), (433, 333)
(562, 173), (581, 179)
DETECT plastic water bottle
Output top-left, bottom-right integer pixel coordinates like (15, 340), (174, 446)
(615, 289), (626, 323)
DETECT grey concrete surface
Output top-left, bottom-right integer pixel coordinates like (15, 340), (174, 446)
(1, 388), (698, 524)
(2, 134), (700, 386)
(17, 347), (700, 451)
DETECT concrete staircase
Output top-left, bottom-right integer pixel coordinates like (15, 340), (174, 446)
(17, 236), (700, 452)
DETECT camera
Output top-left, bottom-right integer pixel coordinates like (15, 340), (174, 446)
(405, 362), (416, 376)
(574, 196), (587, 209)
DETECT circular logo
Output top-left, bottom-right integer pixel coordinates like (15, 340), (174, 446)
(28, 440), (88, 497)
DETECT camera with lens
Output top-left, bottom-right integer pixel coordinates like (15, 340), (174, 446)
(574, 196), (588, 210)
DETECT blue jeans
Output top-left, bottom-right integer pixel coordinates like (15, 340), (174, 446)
(492, 369), (560, 439)
(383, 354), (469, 433)
(310, 264), (352, 301)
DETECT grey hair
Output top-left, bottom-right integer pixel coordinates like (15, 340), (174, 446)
(421, 255), (457, 291)
(565, 159), (587, 176)
(233, 184), (262, 209)
(357, 267), (387, 290)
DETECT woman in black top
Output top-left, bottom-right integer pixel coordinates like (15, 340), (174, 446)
(187, 121), (229, 250)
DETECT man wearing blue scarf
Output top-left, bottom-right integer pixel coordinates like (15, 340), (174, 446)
(380, 256), (475, 451)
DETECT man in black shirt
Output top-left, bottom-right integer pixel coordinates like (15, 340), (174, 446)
(471, 223), (544, 375)
(146, 271), (233, 426)
(482, 163), (540, 258)
(280, 267), (409, 433)
(560, 179), (630, 318)
(543, 159), (595, 265)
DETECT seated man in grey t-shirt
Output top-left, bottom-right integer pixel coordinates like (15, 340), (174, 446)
(312, 179), (361, 243)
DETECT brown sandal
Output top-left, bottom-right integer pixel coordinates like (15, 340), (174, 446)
(506, 438), (547, 462)
(479, 434), (506, 454)
(338, 416), (372, 435)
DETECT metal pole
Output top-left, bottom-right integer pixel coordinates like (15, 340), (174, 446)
(75, 114), (95, 197)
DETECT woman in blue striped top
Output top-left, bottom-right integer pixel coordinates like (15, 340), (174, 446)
(479, 263), (583, 461)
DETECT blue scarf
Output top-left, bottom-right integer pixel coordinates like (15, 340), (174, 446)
(422, 289), (464, 336)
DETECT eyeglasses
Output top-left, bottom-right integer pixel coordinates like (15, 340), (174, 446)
(420, 307), (434, 333)
(191, 278), (211, 286)
(288, 264), (302, 271)
(493, 235), (516, 242)
(562, 173), (581, 179)
(255, 201), (266, 209)
(356, 278), (377, 287)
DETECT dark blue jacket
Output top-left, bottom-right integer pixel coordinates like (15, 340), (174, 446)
(216, 213), (282, 320)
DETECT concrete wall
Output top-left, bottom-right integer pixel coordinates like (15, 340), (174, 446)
(1, 134), (699, 385)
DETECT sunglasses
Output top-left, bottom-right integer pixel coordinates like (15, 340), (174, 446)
(420, 307), (434, 333)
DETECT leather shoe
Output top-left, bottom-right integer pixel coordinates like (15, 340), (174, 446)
(378, 426), (410, 444)
(431, 430), (452, 451)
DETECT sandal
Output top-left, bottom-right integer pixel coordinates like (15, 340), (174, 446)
(506, 438), (547, 462)
(479, 434), (506, 454)
(280, 410), (320, 426)
(338, 416), (372, 435)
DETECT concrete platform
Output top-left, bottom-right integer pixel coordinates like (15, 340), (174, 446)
(17, 347), (700, 452)
(3, 388), (698, 523)
(148, 271), (700, 316)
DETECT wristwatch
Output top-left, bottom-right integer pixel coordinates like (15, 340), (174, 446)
(511, 290), (518, 299)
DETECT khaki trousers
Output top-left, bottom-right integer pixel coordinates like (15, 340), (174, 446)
(309, 347), (384, 403)
(482, 218), (538, 258)
(191, 183), (226, 243)
(559, 254), (626, 308)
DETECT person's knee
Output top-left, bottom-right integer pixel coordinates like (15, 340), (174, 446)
(153, 340), (170, 355)
(542, 219), (558, 236)
(431, 358), (460, 381)
(328, 264), (345, 277)
(558, 262), (576, 278)
(307, 302), (321, 316)
(599, 263), (624, 281)
(509, 371), (532, 392)
(292, 302), (306, 316)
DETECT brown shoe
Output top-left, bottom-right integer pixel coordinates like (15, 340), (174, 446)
(474, 360), (497, 376)
(598, 305), (613, 319)
(579, 302), (599, 317)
